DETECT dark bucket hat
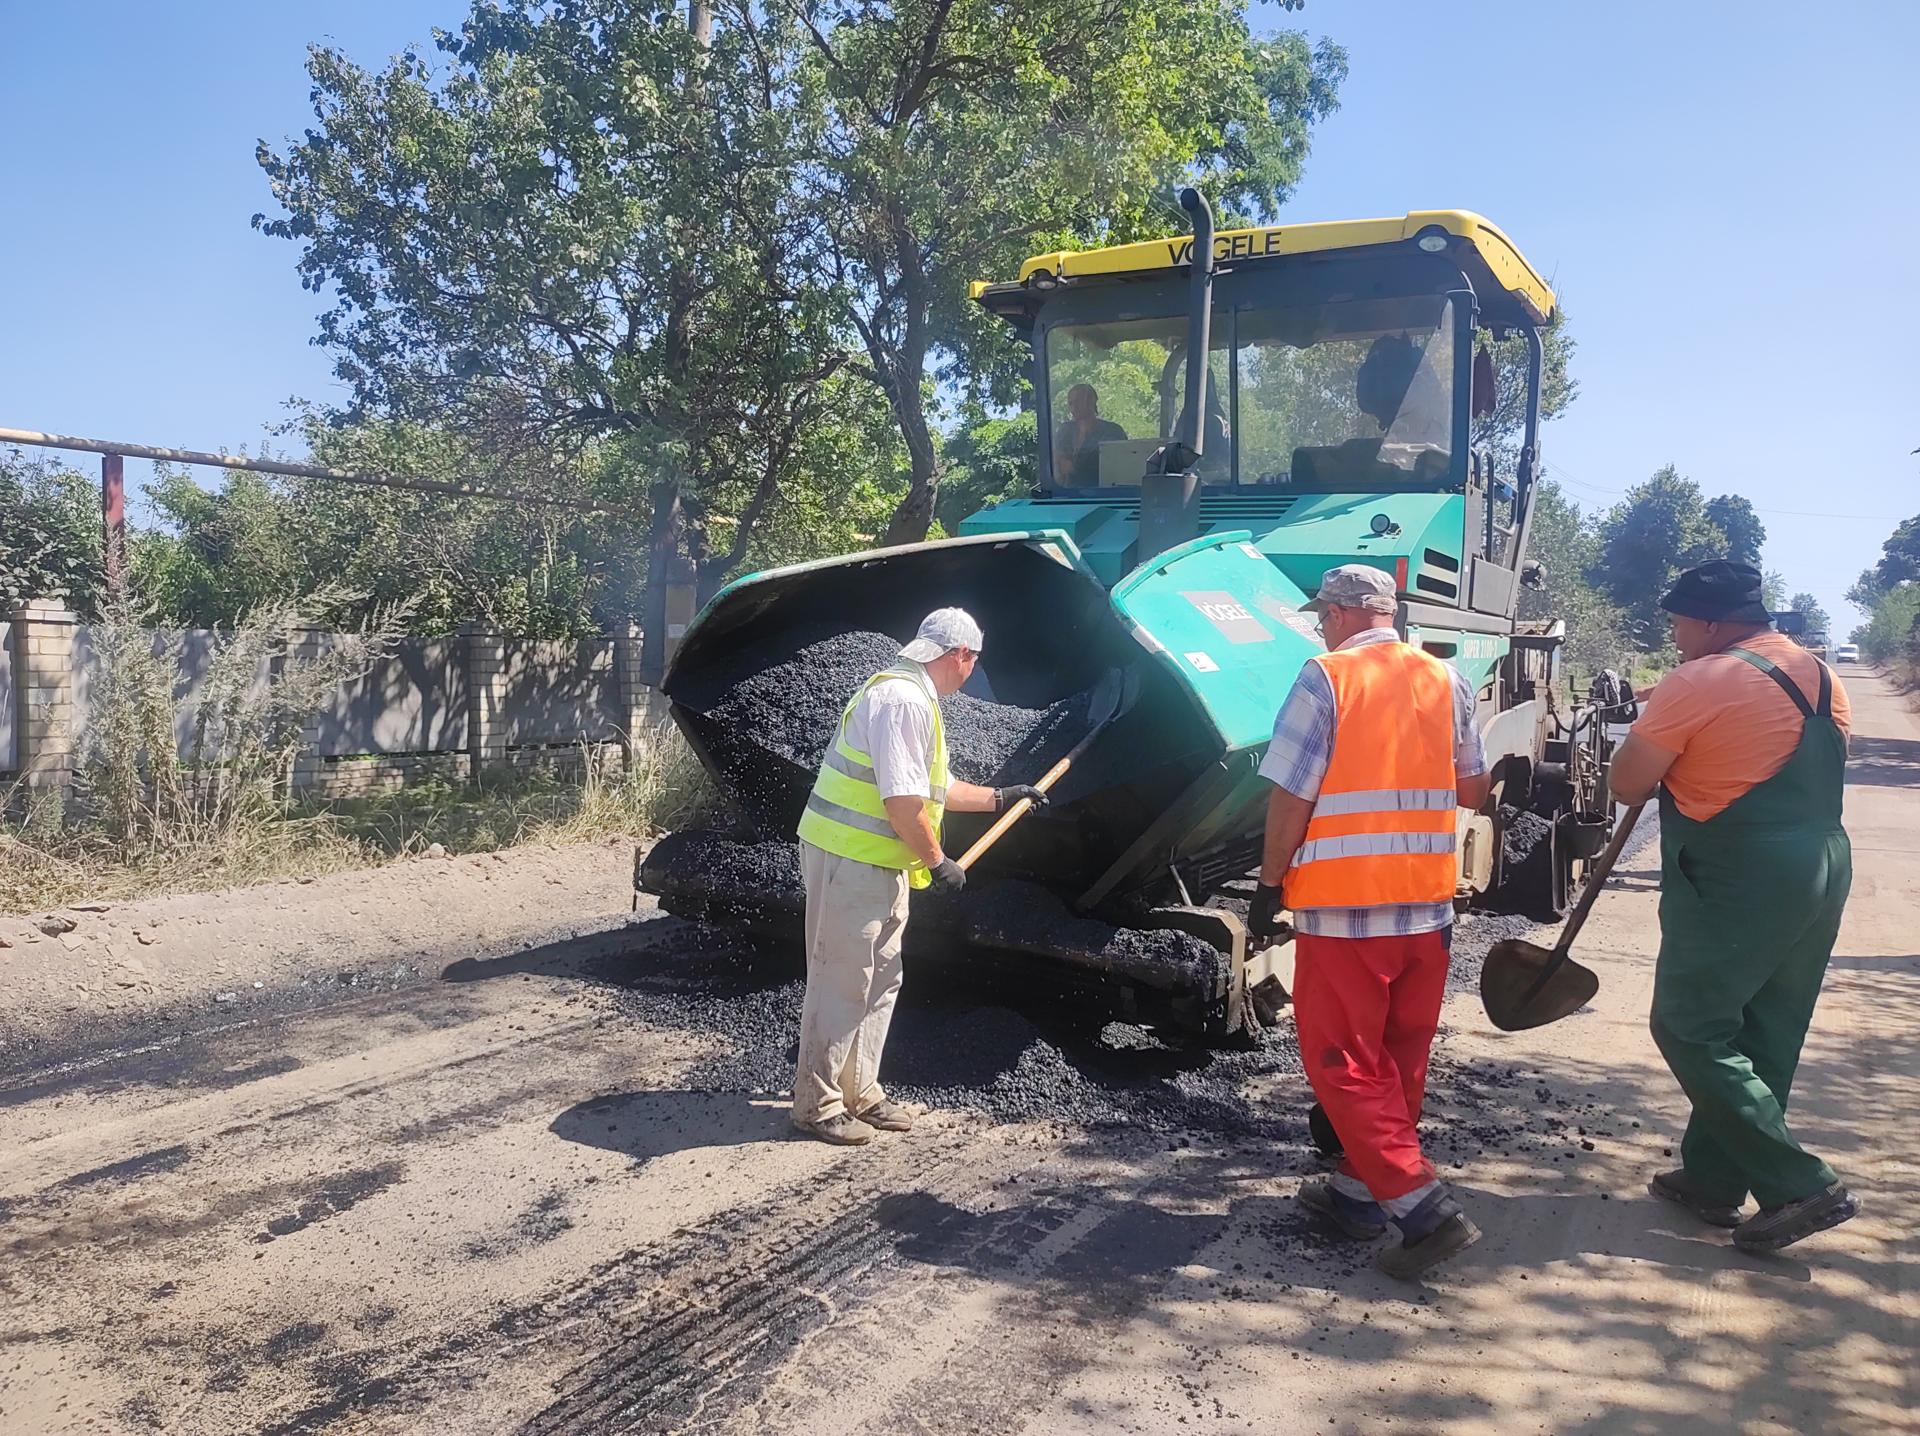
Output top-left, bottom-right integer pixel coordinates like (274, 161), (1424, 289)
(1659, 560), (1772, 625)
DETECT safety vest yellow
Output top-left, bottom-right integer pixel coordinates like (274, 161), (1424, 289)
(796, 663), (950, 887)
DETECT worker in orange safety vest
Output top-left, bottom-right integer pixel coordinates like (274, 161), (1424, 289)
(1247, 564), (1492, 1278)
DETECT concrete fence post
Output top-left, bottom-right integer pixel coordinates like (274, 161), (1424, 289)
(9, 597), (80, 801)
(612, 619), (666, 766)
(665, 568), (698, 662)
(287, 627), (330, 794)
(462, 620), (508, 782)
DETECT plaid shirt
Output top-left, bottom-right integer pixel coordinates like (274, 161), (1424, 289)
(1257, 628), (1486, 938)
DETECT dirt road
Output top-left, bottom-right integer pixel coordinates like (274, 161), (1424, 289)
(3, 670), (1915, 1435)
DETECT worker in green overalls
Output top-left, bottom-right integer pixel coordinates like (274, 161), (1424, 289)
(1610, 561), (1859, 1253)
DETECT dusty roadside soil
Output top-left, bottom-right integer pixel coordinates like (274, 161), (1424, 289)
(2, 669), (1915, 1435)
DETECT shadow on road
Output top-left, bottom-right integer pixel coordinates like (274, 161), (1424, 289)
(551, 1089), (792, 1165)
(1847, 734), (1920, 788)
(875, 1188), (1229, 1281)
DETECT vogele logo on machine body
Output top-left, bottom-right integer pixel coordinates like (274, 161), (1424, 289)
(1179, 590), (1274, 645)
(1164, 229), (1290, 265)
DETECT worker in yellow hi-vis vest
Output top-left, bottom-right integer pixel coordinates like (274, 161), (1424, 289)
(791, 609), (1048, 1146)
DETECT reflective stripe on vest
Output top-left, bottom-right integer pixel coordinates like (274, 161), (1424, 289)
(1284, 640), (1459, 910)
(796, 663), (949, 888)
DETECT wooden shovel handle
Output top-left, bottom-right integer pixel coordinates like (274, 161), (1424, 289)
(955, 755), (1072, 871)
(1553, 802), (1646, 954)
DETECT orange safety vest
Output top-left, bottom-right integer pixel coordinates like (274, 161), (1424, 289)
(1284, 640), (1459, 911)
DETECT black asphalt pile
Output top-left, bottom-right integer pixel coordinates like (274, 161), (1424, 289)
(1500, 807), (1553, 868)
(942, 687), (1093, 787)
(641, 832), (805, 922)
(599, 919), (1302, 1141)
(699, 625), (901, 770)
(961, 880), (1226, 993)
(645, 836), (1220, 998)
(690, 627), (1100, 836)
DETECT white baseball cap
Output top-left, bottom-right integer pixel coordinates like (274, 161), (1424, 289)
(899, 607), (984, 663)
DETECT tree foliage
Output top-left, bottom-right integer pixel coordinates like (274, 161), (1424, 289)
(256, 0), (854, 675)
(1705, 494), (1766, 568)
(1853, 583), (1920, 666)
(1787, 591), (1830, 646)
(1516, 479), (1629, 683)
(1848, 508), (1920, 675)
(788, 0), (1345, 541)
(1590, 466), (1760, 649)
(1472, 307), (1577, 475)
(936, 405), (1038, 533)
(1846, 511), (1920, 614)
(1, 449), (104, 616)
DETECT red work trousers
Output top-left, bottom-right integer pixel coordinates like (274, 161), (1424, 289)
(1293, 927), (1451, 1202)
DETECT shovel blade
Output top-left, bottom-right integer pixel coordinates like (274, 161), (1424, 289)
(1084, 665), (1137, 731)
(1480, 938), (1599, 1032)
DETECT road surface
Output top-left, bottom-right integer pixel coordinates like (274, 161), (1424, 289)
(2, 666), (1914, 1434)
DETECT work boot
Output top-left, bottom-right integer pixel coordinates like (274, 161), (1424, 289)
(853, 1099), (917, 1132)
(1648, 1169), (1745, 1228)
(1733, 1183), (1859, 1254)
(791, 1112), (876, 1146)
(1297, 1177), (1387, 1240)
(1377, 1185), (1480, 1280)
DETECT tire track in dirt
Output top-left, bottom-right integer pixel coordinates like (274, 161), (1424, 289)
(244, 1124), (1071, 1434)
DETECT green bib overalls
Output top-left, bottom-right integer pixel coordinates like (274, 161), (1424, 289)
(1650, 649), (1850, 1209)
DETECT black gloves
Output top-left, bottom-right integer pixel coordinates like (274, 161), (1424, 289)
(1248, 882), (1286, 942)
(929, 857), (967, 894)
(995, 784), (1051, 812)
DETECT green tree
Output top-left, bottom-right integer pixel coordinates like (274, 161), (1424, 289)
(258, 1), (856, 680)
(1788, 591), (1830, 646)
(1847, 512), (1920, 612)
(790, 0), (1346, 542)
(1473, 308), (1578, 476)
(1, 449), (105, 616)
(1589, 466), (1728, 649)
(1516, 479), (1628, 683)
(936, 406), (1039, 533)
(1854, 582), (1920, 667)
(1705, 494), (1767, 567)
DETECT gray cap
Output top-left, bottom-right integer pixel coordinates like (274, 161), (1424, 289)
(899, 607), (984, 663)
(1305, 563), (1397, 614)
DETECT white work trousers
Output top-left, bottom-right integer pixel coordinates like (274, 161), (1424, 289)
(792, 843), (910, 1123)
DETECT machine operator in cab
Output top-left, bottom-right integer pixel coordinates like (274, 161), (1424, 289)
(1610, 561), (1859, 1252)
(1051, 384), (1127, 487)
(790, 608), (1048, 1146)
(1247, 565), (1492, 1278)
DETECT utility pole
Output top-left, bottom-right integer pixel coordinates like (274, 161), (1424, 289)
(101, 453), (126, 598)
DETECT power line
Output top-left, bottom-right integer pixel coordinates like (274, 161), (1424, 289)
(1543, 463), (1901, 523)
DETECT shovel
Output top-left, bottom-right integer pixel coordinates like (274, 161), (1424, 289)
(1480, 802), (1645, 1032)
(956, 668), (1138, 871)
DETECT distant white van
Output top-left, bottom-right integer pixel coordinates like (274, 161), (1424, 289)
(1835, 643), (1860, 663)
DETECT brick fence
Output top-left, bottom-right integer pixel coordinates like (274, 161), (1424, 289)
(2, 600), (670, 801)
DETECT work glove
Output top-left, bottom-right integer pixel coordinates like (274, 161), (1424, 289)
(995, 784), (1051, 812)
(928, 857), (967, 895)
(1247, 882), (1286, 943)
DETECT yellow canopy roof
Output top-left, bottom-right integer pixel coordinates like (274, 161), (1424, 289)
(971, 210), (1555, 327)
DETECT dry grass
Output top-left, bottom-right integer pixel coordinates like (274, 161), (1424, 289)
(0, 722), (712, 916)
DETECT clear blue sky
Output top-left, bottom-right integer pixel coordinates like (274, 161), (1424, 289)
(4, 1), (1916, 630)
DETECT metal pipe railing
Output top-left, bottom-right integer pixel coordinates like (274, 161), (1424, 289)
(0, 426), (614, 514)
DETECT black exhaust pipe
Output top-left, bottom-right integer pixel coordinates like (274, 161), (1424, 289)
(1139, 187), (1215, 562)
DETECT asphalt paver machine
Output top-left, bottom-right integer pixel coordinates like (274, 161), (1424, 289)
(642, 198), (1622, 1039)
